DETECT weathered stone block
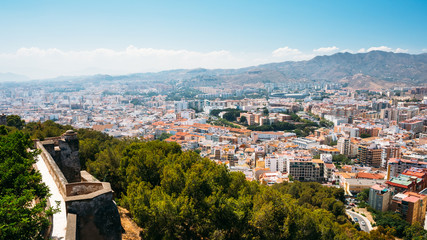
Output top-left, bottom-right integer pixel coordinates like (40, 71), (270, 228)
(67, 193), (121, 240)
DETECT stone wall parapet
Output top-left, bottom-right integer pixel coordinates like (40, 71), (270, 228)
(37, 141), (68, 197)
(36, 135), (121, 239)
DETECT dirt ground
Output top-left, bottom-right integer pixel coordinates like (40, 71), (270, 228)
(119, 206), (142, 240)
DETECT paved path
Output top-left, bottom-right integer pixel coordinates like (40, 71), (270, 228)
(346, 210), (373, 232)
(35, 154), (67, 239)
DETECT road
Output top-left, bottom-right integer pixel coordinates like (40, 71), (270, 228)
(346, 210), (373, 232)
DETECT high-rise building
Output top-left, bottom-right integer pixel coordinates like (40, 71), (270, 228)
(358, 144), (385, 168)
(387, 158), (427, 180)
(337, 137), (350, 156)
(399, 120), (424, 134)
(368, 184), (391, 212)
(390, 191), (427, 225)
(265, 154), (285, 172)
(287, 159), (324, 182)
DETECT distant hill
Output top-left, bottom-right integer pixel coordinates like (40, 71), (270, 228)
(0, 72), (30, 82)
(34, 51), (427, 89)
(194, 51), (427, 89)
(128, 51), (427, 89)
(250, 51), (427, 89)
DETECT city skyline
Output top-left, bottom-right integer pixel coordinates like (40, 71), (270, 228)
(0, 0), (426, 78)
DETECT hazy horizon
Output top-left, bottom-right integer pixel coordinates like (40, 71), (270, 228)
(0, 0), (426, 79)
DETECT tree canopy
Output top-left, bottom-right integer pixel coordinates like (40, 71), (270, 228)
(80, 138), (393, 239)
(158, 132), (173, 141)
(6, 119), (415, 239)
(360, 133), (371, 138)
(6, 115), (25, 130)
(0, 131), (55, 239)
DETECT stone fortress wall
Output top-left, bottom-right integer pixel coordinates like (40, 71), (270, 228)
(0, 114), (6, 125)
(36, 130), (122, 240)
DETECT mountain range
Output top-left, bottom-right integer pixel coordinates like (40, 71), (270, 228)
(0, 72), (29, 82)
(172, 50), (427, 89)
(4, 51), (427, 89)
(96, 51), (427, 89)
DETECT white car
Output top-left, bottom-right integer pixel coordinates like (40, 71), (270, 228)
(360, 221), (366, 226)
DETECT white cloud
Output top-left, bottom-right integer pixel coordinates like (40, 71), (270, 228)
(367, 46), (393, 52)
(0, 46), (249, 79)
(269, 46), (315, 62)
(0, 45), (416, 79)
(272, 46), (302, 57)
(394, 48), (408, 53)
(357, 46), (409, 53)
(313, 46), (339, 53)
(357, 48), (366, 53)
(421, 49), (427, 53)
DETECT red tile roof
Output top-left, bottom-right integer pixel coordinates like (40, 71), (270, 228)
(357, 172), (385, 180)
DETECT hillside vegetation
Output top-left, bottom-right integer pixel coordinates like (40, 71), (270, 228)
(0, 127), (55, 239)
(1, 119), (406, 239)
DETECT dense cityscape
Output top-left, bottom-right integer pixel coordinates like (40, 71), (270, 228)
(1, 76), (427, 237)
(1, 1), (427, 239)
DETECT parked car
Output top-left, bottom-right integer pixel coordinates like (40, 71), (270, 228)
(354, 217), (358, 222)
(361, 221), (365, 226)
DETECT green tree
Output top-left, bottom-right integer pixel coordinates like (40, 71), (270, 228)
(79, 138), (100, 169)
(357, 188), (370, 202)
(263, 108), (269, 116)
(158, 132), (172, 141)
(6, 115), (25, 130)
(403, 222), (427, 240)
(333, 154), (351, 165)
(0, 125), (7, 135)
(18, 120), (402, 240)
(87, 144), (125, 195)
(319, 119), (334, 128)
(22, 120), (73, 140)
(223, 112), (238, 122)
(291, 113), (301, 122)
(360, 133), (371, 138)
(374, 211), (409, 238)
(130, 98), (142, 105)
(0, 131), (55, 239)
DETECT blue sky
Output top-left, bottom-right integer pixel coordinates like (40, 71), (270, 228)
(0, 0), (426, 78)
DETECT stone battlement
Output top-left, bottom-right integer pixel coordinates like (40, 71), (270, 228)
(36, 130), (121, 240)
(40, 130), (81, 183)
(0, 114), (6, 125)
